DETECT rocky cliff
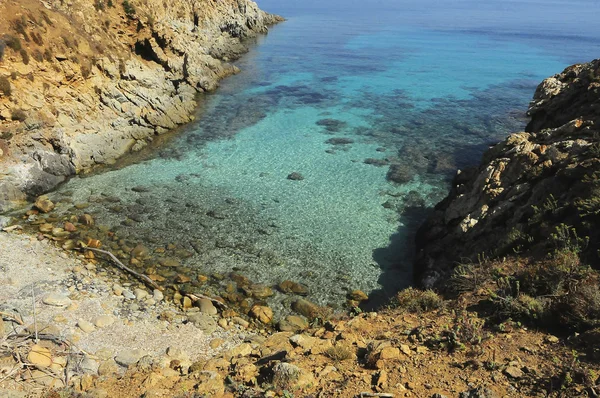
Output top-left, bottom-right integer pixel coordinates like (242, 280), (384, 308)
(0, 0), (282, 212)
(415, 59), (600, 288)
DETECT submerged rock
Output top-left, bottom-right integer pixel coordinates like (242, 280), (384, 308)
(34, 196), (55, 213)
(287, 172), (304, 181)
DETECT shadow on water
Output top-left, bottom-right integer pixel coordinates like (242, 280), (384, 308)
(364, 204), (434, 311)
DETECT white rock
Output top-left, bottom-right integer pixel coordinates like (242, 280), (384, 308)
(153, 289), (164, 302)
(94, 315), (115, 328)
(42, 293), (72, 307)
(77, 320), (96, 333)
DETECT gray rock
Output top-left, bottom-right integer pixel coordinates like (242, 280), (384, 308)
(187, 312), (218, 334)
(115, 349), (147, 367)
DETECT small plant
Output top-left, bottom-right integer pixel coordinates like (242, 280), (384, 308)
(94, 0), (106, 11)
(32, 49), (43, 62)
(20, 49), (30, 65)
(122, 0), (136, 18)
(0, 41), (5, 61)
(0, 76), (11, 97)
(11, 109), (27, 121)
(43, 47), (53, 62)
(31, 31), (43, 46)
(4, 35), (22, 51)
(324, 345), (354, 362)
(394, 287), (443, 313)
(40, 11), (53, 26)
(12, 17), (30, 42)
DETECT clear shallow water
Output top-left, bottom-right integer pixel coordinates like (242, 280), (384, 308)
(50, 0), (600, 313)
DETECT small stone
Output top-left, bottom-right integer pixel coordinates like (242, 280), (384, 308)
(34, 196), (55, 213)
(279, 315), (309, 332)
(112, 284), (123, 296)
(187, 313), (218, 334)
(380, 346), (400, 360)
(198, 299), (218, 315)
(77, 320), (96, 333)
(210, 338), (225, 349)
(183, 296), (193, 309)
(64, 222), (77, 232)
(175, 274), (191, 283)
(278, 280), (309, 295)
(115, 349), (147, 367)
(504, 366), (524, 379)
(292, 298), (321, 319)
(250, 305), (273, 324)
(400, 344), (412, 356)
(134, 288), (149, 300)
(287, 172), (304, 181)
(42, 293), (72, 307)
(197, 274), (208, 283)
(123, 290), (135, 300)
(98, 360), (119, 376)
(39, 223), (54, 233)
(153, 289), (164, 302)
(94, 315), (115, 328)
(232, 317), (249, 328)
(28, 344), (52, 367)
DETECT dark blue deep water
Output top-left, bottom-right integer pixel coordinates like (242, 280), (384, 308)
(54, 0), (600, 311)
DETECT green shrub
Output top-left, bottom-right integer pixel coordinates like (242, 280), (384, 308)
(32, 49), (43, 62)
(0, 76), (11, 97)
(395, 288), (443, 313)
(11, 109), (27, 121)
(12, 17), (30, 42)
(0, 42), (4, 61)
(31, 32), (43, 46)
(43, 47), (53, 62)
(4, 35), (22, 51)
(41, 11), (53, 26)
(20, 49), (30, 65)
(122, 0), (136, 18)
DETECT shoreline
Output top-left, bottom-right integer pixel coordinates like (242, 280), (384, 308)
(0, 0), (283, 214)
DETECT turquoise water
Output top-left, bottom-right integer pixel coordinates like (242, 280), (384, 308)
(51, 0), (600, 312)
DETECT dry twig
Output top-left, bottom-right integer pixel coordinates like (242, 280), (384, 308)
(80, 247), (162, 291)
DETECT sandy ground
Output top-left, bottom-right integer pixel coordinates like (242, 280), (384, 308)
(0, 230), (250, 395)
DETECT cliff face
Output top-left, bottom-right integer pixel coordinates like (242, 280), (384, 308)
(415, 59), (600, 288)
(0, 0), (282, 212)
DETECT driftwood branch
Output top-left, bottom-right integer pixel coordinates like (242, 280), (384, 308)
(81, 247), (162, 291)
(359, 393), (395, 398)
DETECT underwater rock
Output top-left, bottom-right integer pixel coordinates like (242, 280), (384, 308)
(278, 280), (309, 296)
(292, 299), (321, 319)
(34, 195), (55, 213)
(364, 158), (389, 167)
(386, 163), (413, 184)
(316, 118), (347, 132)
(250, 305), (273, 324)
(325, 137), (354, 145)
(287, 172), (304, 181)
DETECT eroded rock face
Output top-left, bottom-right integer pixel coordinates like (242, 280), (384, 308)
(415, 59), (600, 288)
(0, 0), (283, 212)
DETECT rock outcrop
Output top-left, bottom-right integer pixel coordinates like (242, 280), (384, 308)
(415, 59), (600, 288)
(0, 0), (282, 212)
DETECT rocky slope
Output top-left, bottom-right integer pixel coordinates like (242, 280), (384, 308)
(0, 0), (282, 213)
(415, 59), (600, 288)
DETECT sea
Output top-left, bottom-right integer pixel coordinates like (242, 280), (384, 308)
(46, 0), (600, 313)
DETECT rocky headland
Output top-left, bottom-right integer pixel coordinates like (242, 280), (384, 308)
(416, 59), (600, 291)
(0, 0), (282, 213)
